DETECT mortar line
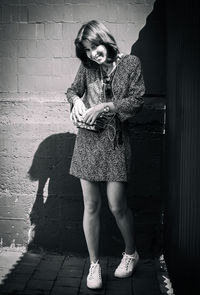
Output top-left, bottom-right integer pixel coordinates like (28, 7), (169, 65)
(48, 254), (69, 295)
(23, 250), (45, 291)
(77, 257), (87, 295)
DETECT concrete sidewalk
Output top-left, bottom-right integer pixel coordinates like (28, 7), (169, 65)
(0, 249), (163, 295)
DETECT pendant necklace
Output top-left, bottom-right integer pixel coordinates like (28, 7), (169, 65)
(101, 62), (116, 76)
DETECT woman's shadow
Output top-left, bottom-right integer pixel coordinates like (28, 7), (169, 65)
(27, 131), (129, 256)
(27, 132), (87, 254)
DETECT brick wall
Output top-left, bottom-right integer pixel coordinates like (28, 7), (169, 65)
(0, 0), (165, 256)
(0, 0), (155, 93)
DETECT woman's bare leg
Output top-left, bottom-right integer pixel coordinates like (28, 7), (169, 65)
(106, 181), (135, 254)
(80, 179), (102, 263)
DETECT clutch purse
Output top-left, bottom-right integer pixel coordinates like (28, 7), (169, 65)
(72, 113), (116, 132)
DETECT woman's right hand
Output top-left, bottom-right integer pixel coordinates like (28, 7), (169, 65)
(71, 98), (87, 123)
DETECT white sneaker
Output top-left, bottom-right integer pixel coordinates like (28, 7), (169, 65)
(87, 260), (102, 289)
(114, 251), (139, 278)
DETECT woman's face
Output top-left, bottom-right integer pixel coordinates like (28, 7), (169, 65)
(82, 40), (107, 64)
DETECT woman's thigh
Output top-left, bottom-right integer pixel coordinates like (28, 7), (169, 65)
(106, 182), (128, 210)
(80, 179), (102, 208)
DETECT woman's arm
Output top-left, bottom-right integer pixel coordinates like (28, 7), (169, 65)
(113, 56), (145, 122)
(65, 62), (86, 105)
(65, 63), (87, 121)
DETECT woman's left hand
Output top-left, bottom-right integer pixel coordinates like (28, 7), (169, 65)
(82, 104), (104, 125)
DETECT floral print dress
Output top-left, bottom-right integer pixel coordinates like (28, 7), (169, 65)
(66, 54), (145, 182)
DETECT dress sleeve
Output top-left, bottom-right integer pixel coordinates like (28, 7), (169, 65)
(113, 56), (145, 122)
(65, 62), (86, 105)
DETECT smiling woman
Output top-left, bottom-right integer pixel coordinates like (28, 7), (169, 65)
(65, 20), (145, 290)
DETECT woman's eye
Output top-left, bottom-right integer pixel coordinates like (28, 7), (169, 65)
(84, 45), (97, 53)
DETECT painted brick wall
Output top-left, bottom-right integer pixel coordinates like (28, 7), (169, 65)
(0, 0), (165, 256)
(0, 0), (155, 93)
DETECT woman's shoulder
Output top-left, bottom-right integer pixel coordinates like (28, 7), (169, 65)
(121, 54), (140, 66)
(117, 54), (140, 74)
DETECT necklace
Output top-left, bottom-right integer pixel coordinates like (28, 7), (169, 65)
(101, 62), (116, 76)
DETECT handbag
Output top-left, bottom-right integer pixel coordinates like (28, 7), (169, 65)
(72, 113), (116, 132)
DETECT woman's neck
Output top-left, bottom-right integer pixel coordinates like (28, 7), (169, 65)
(101, 61), (116, 75)
(101, 53), (122, 74)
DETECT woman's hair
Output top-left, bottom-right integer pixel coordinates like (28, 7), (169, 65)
(75, 20), (119, 68)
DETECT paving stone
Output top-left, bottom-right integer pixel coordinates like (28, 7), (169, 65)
(3, 272), (32, 283)
(23, 290), (49, 295)
(26, 279), (54, 291)
(20, 253), (43, 264)
(0, 291), (23, 295)
(106, 272), (120, 281)
(31, 270), (58, 281)
(58, 267), (83, 278)
(62, 256), (86, 267)
(106, 291), (131, 295)
(36, 260), (63, 272)
(79, 290), (105, 295)
(132, 259), (161, 295)
(51, 286), (78, 295)
(13, 264), (36, 274)
(0, 281), (26, 292)
(55, 277), (81, 288)
(44, 254), (65, 263)
(106, 278), (132, 290)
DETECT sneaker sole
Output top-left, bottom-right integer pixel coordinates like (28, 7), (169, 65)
(87, 283), (103, 289)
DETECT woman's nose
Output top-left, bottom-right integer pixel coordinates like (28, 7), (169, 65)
(91, 49), (97, 58)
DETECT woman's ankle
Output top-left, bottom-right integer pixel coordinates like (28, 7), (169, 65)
(90, 259), (99, 264)
(89, 254), (99, 264)
(125, 247), (136, 255)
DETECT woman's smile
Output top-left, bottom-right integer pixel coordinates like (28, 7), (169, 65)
(94, 54), (104, 62)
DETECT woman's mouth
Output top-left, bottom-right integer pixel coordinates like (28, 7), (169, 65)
(94, 54), (103, 60)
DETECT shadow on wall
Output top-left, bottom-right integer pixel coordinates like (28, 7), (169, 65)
(27, 132), (88, 254)
(131, 0), (165, 96)
(26, 132), (125, 256)
(25, 133), (123, 254)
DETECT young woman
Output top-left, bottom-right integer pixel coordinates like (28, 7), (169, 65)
(65, 20), (145, 289)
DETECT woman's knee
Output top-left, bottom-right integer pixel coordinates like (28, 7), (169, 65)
(81, 179), (101, 215)
(109, 204), (128, 219)
(84, 199), (101, 215)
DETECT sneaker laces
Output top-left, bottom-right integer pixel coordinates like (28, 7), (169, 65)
(88, 260), (101, 279)
(119, 252), (136, 271)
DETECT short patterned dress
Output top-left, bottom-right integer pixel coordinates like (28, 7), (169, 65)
(66, 54), (145, 182)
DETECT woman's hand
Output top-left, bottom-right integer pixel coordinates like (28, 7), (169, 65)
(71, 98), (87, 123)
(82, 104), (104, 125)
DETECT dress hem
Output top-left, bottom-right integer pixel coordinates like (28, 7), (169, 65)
(69, 172), (128, 183)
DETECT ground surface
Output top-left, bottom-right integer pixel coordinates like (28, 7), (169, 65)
(0, 249), (163, 295)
